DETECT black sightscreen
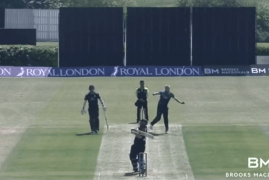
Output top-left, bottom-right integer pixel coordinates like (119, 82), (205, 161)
(192, 7), (256, 66)
(127, 7), (190, 66)
(59, 8), (123, 67)
(0, 8), (4, 28)
(0, 29), (36, 45)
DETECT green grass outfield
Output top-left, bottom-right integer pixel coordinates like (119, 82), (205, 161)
(1, 77), (269, 180)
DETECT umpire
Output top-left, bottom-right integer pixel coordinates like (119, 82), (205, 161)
(135, 80), (149, 122)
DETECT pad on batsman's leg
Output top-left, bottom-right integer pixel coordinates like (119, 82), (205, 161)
(129, 145), (138, 172)
(139, 153), (147, 175)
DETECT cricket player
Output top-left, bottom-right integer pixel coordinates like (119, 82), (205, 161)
(81, 85), (106, 134)
(135, 80), (149, 122)
(149, 85), (185, 133)
(129, 119), (148, 172)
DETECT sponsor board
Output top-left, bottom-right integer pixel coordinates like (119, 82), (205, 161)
(203, 66), (250, 76)
(0, 66), (203, 77)
(250, 65), (269, 76)
(225, 158), (269, 178)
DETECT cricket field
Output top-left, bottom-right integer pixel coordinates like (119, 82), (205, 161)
(0, 77), (269, 180)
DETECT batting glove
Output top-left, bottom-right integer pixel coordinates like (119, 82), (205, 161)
(103, 106), (107, 112)
(81, 109), (86, 115)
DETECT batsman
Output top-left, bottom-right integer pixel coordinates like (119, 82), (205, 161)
(81, 85), (106, 134)
(129, 119), (148, 173)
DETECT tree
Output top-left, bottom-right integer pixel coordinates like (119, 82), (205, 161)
(0, 0), (27, 8)
(178, 0), (242, 7)
(0, 0), (59, 8)
(44, 0), (71, 8)
(101, 0), (136, 7)
(58, 0), (136, 7)
(255, 0), (269, 42)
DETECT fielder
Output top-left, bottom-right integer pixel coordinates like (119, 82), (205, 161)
(135, 80), (149, 122)
(129, 119), (148, 173)
(149, 85), (185, 133)
(81, 85), (106, 134)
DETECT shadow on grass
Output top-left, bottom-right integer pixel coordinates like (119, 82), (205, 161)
(128, 122), (138, 124)
(148, 132), (166, 136)
(75, 132), (92, 136)
(124, 172), (138, 176)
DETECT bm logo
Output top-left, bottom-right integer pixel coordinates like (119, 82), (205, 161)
(251, 68), (268, 74)
(204, 68), (219, 74)
(248, 158), (269, 168)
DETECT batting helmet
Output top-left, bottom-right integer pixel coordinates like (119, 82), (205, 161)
(139, 119), (148, 129)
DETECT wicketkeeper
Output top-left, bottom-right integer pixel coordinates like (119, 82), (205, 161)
(149, 85), (185, 134)
(81, 85), (106, 134)
(129, 119), (148, 172)
(135, 80), (149, 122)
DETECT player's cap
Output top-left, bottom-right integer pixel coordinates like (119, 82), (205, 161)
(140, 80), (144, 83)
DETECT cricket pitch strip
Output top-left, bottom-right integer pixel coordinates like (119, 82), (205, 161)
(0, 126), (27, 171)
(94, 124), (194, 180)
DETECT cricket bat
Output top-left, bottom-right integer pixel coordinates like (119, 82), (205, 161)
(131, 129), (154, 139)
(103, 110), (109, 130)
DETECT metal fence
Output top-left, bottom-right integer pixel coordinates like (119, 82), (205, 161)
(5, 9), (59, 41)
